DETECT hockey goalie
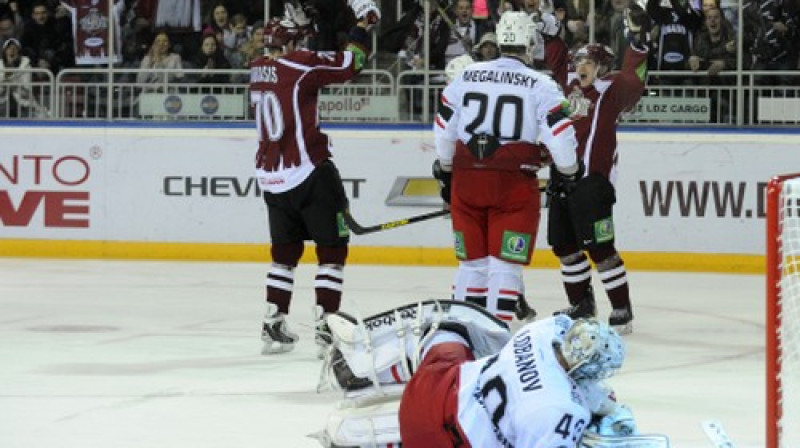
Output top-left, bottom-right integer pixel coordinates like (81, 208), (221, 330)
(314, 300), (670, 447)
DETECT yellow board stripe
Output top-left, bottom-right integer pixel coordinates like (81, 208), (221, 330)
(0, 239), (764, 274)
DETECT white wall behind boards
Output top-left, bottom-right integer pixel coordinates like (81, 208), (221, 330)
(0, 125), (796, 256)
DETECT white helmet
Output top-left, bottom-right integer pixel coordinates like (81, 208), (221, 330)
(560, 318), (625, 381)
(496, 11), (536, 53)
(445, 54), (474, 83)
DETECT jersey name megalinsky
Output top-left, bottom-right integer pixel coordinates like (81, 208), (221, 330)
(461, 69), (537, 88)
(513, 329), (543, 392)
(252, 66), (278, 83)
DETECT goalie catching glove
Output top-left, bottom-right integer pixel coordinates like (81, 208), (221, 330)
(432, 159), (452, 204)
(348, 0), (381, 26)
(546, 160), (585, 199)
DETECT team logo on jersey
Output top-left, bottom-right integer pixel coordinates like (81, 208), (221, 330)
(567, 87), (592, 118)
(594, 217), (614, 243)
(454, 231), (466, 259)
(500, 231), (531, 263)
(337, 213), (350, 237)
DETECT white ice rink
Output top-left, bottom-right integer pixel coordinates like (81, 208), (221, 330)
(0, 258), (790, 447)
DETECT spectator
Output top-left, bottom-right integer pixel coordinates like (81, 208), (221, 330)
(743, 0), (798, 87)
(204, 3), (234, 51)
(596, 0), (633, 69)
(237, 20), (264, 67)
(0, 8), (17, 49)
(121, 16), (153, 68)
(647, 0), (703, 83)
(471, 0), (499, 35)
(136, 31), (183, 86)
(521, 0), (570, 81)
(190, 32), (231, 84)
(224, 13), (249, 66)
(690, 6), (736, 76)
(561, 0), (591, 48)
(444, 0), (479, 66)
(20, 0), (73, 75)
(0, 38), (46, 117)
(472, 31), (499, 60)
(690, 6), (736, 120)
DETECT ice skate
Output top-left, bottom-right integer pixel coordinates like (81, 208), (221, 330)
(514, 296), (537, 323)
(261, 303), (298, 354)
(609, 305), (633, 335)
(553, 286), (597, 319)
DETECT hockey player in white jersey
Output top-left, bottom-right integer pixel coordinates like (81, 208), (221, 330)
(316, 301), (664, 448)
(432, 10), (582, 322)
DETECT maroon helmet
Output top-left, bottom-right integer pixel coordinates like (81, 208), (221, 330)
(572, 44), (615, 75)
(263, 18), (301, 48)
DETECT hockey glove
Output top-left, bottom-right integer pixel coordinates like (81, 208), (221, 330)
(589, 404), (638, 436)
(624, 1), (651, 50)
(546, 160), (585, 199)
(432, 159), (452, 204)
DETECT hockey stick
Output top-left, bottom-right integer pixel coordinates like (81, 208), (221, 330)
(701, 420), (736, 448)
(344, 209), (450, 235)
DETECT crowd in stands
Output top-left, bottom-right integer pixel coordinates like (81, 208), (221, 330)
(0, 0), (796, 101)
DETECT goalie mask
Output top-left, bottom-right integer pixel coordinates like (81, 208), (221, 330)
(264, 17), (302, 49)
(496, 11), (537, 60)
(560, 318), (625, 381)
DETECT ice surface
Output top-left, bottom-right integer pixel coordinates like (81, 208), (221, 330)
(0, 259), (776, 447)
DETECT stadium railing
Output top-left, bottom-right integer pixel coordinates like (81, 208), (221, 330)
(0, 67), (795, 126)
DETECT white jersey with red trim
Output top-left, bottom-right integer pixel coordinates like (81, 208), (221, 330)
(456, 315), (593, 447)
(434, 56), (577, 171)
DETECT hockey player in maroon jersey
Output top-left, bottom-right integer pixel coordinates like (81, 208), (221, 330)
(547, 2), (651, 334)
(252, 0), (380, 356)
(432, 11), (581, 323)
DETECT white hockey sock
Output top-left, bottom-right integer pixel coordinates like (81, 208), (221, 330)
(487, 256), (523, 322)
(452, 257), (488, 307)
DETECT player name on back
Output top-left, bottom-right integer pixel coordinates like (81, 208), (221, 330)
(513, 328), (543, 392)
(251, 66), (278, 83)
(461, 69), (537, 87)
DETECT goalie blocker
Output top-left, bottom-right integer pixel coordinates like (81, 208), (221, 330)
(316, 300), (672, 447)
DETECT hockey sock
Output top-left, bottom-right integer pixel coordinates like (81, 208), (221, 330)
(315, 263), (344, 313)
(266, 263), (294, 314)
(487, 256), (523, 322)
(594, 252), (631, 309)
(316, 245), (347, 313)
(558, 251), (592, 305)
(452, 257), (488, 307)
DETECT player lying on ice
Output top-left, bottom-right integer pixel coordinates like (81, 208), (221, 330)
(315, 300), (670, 447)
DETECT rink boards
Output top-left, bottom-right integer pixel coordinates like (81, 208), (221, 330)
(0, 122), (797, 273)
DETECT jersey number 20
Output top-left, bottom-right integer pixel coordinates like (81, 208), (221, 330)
(463, 92), (523, 140)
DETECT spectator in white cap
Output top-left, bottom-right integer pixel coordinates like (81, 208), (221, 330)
(472, 31), (498, 60)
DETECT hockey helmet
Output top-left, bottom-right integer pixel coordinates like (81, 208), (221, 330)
(495, 11), (536, 54)
(560, 318), (625, 381)
(572, 43), (615, 76)
(263, 17), (302, 49)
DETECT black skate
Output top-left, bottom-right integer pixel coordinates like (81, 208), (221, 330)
(514, 296), (537, 323)
(553, 286), (597, 319)
(609, 306), (633, 335)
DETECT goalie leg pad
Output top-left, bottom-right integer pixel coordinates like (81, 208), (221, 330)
(580, 432), (671, 448)
(321, 301), (509, 391)
(322, 397), (402, 448)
